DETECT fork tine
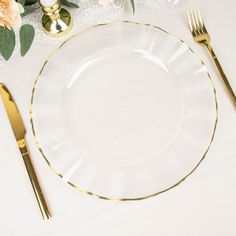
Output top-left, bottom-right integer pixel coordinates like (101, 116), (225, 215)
(187, 9), (193, 32)
(188, 9), (198, 34)
(193, 8), (201, 31)
(195, 8), (206, 35)
(188, 8), (207, 36)
(196, 8), (204, 28)
(197, 8), (208, 34)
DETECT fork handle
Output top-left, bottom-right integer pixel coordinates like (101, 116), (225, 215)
(205, 43), (236, 108)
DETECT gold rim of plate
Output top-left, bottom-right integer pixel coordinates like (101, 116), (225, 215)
(30, 20), (219, 201)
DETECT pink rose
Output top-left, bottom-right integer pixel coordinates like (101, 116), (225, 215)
(0, 0), (24, 29)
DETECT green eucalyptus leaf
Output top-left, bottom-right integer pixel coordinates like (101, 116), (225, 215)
(21, 5), (38, 16)
(130, 0), (135, 13)
(20, 24), (35, 57)
(24, 0), (38, 6)
(17, 0), (25, 6)
(0, 27), (15, 61)
(61, 0), (79, 8)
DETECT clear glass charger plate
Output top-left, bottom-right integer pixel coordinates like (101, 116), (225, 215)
(30, 21), (218, 200)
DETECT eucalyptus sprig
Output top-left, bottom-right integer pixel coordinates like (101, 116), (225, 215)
(0, 27), (15, 61)
(0, 24), (35, 60)
(61, 0), (79, 8)
(0, 0), (79, 61)
(0, 0), (135, 61)
(0, 0), (36, 60)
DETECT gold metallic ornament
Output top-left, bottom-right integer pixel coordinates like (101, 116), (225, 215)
(40, 0), (72, 38)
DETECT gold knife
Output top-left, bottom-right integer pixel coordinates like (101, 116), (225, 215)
(0, 83), (51, 220)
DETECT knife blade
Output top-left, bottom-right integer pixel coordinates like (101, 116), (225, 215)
(0, 83), (51, 220)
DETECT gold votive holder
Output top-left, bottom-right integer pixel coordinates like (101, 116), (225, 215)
(40, 0), (73, 38)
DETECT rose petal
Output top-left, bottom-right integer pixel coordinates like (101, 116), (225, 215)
(0, 0), (22, 29)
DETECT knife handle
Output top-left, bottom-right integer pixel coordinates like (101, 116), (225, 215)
(18, 139), (51, 220)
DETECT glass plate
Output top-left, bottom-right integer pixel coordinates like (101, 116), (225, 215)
(30, 21), (218, 200)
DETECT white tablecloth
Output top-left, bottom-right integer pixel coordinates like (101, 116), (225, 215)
(1, 0), (236, 235)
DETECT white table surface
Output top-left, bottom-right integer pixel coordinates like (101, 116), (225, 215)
(1, 0), (236, 235)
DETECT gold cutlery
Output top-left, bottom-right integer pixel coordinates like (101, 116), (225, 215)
(0, 83), (51, 220)
(187, 8), (236, 108)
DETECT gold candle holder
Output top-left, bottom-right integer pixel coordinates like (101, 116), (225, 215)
(40, 0), (73, 38)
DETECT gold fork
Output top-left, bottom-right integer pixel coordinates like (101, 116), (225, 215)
(187, 8), (236, 108)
